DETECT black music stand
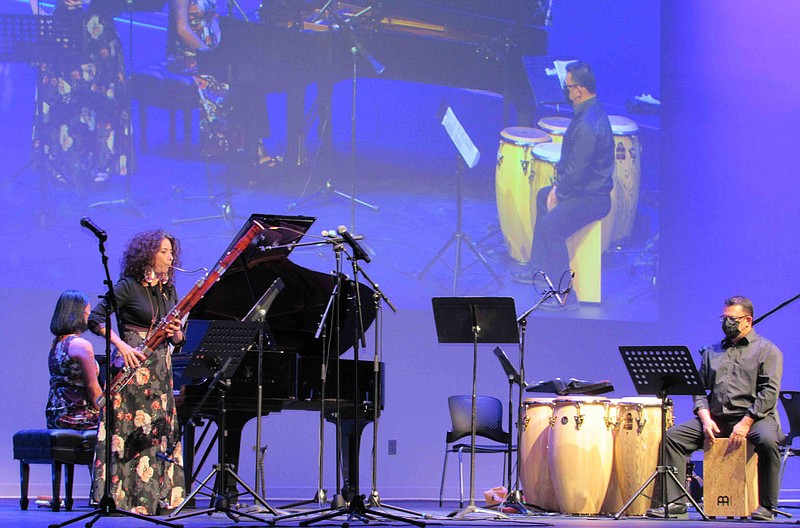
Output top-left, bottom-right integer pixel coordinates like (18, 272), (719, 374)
(613, 346), (709, 521)
(432, 297), (519, 519)
(418, 106), (502, 294)
(169, 320), (279, 523)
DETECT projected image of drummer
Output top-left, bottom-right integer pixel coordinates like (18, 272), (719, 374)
(511, 61), (614, 310)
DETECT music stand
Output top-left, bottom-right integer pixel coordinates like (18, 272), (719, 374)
(169, 320), (278, 523)
(432, 297), (519, 519)
(418, 106), (503, 294)
(614, 346), (709, 521)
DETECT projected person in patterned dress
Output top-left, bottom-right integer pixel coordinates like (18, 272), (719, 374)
(29, 0), (133, 184)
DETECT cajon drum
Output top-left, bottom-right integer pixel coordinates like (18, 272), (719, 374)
(703, 438), (758, 518)
(567, 220), (602, 303)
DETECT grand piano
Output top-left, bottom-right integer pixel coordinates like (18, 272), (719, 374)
(173, 214), (381, 500)
(199, 0), (549, 166)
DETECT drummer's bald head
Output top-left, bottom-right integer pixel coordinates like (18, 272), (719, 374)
(566, 61), (597, 94)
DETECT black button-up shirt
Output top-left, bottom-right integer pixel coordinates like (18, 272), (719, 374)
(554, 97), (615, 201)
(693, 329), (783, 422)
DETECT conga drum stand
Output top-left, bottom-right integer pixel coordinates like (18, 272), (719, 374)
(614, 345), (708, 521)
(432, 297), (519, 519)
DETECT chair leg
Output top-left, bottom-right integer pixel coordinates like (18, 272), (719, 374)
(51, 461), (62, 512)
(183, 108), (193, 145)
(64, 463), (75, 511)
(439, 448), (450, 507)
(457, 446), (465, 508)
(19, 461), (29, 510)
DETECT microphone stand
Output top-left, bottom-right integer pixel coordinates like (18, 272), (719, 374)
(52, 230), (179, 528)
(496, 287), (559, 516)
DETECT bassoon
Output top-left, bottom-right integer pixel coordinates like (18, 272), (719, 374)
(98, 220), (266, 406)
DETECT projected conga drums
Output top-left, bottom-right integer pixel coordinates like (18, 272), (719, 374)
(495, 127), (551, 263)
(528, 141), (563, 250)
(548, 397), (615, 515)
(604, 115), (642, 249)
(537, 116), (572, 143)
(614, 397), (673, 515)
(519, 398), (559, 512)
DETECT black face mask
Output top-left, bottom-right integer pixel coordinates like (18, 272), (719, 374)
(721, 317), (741, 340)
(563, 86), (572, 104)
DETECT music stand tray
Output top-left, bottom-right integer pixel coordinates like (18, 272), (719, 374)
(432, 297), (518, 520)
(614, 345), (709, 520)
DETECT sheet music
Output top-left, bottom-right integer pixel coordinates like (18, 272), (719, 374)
(441, 107), (480, 169)
(552, 59), (577, 87)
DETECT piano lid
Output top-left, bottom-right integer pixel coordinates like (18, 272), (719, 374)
(189, 214), (376, 357)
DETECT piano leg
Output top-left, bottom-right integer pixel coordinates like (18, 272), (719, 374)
(329, 416), (370, 502)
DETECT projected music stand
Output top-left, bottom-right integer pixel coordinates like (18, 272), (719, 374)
(170, 320), (279, 523)
(432, 297), (519, 519)
(614, 346), (709, 521)
(418, 106), (503, 294)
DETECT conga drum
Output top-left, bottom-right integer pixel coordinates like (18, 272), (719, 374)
(548, 397), (615, 515)
(528, 142), (563, 248)
(495, 127), (551, 263)
(601, 400), (624, 514)
(603, 115), (642, 249)
(537, 116), (571, 143)
(613, 397), (673, 515)
(519, 398), (559, 512)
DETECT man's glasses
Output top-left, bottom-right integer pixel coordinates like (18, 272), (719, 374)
(565, 83), (581, 91)
(719, 315), (749, 323)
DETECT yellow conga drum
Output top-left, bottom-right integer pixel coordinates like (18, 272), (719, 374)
(519, 398), (559, 512)
(537, 116), (571, 143)
(548, 397), (615, 515)
(604, 115), (642, 249)
(613, 397), (673, 516)
(601, 400), (624, 514)
(528, 142), (563, 253)
(495, 127), (551, 263)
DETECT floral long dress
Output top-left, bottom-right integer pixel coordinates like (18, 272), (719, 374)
(46, 335), (100, 430)
(32, 6), (133, 184)
(90, 279), (185, 516)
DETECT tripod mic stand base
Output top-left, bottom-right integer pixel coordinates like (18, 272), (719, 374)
(448, 503), (508, 520)
(368, 489), (431, 519)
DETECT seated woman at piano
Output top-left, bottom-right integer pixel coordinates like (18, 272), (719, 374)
(167, 0), (273, 165)
(46, 290), (102, 430)
(28, 0), (133, 184)
(87, 230), (186, 515)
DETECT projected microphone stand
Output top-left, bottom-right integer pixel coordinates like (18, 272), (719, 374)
(287, 7), (379, 228)
(51, 226), (180, 528)
(614, 346), (708, 521)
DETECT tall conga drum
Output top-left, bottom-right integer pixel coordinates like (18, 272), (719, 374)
(601, 400), (624, 514)
(537, 116), (571, 143)
(528, 142), (563, 249)
(613, 397), (673, 515)
(604, 115), (642, 249)
(548, 397), (615, 515)
(519, 398), (559, 512)
(495, 127), (551, 263)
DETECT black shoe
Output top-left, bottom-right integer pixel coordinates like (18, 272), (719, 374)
(645, 503), (688, 518)
(751, 506), (774, 521)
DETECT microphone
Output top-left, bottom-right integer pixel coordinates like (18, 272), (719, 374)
(337, 225), (371, 263)
(80, 217), (107, 242)
(541, 271), (564, 305)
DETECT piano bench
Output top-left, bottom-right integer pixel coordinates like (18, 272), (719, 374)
(12, 429), (97, 512)
(130, 61), (198, 152)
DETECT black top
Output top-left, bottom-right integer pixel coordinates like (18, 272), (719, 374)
(88, 277), (178, 336)
(693, 329), (783, 422)
(554, 97), (615, 201)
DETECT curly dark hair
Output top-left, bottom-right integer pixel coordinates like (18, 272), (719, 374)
(120, 230), (181, 285)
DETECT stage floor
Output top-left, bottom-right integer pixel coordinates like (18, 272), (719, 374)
(0, 498), (792, 528)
